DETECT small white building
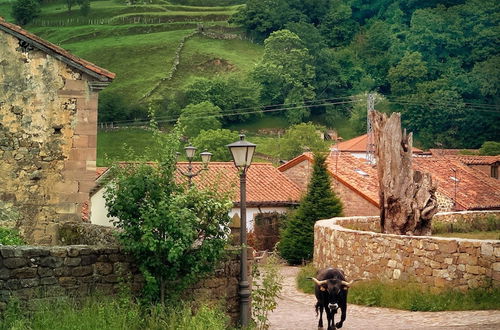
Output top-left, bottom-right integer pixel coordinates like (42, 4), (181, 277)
(88, 162), (302, 231)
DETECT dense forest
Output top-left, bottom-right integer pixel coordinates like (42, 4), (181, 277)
(154, 0), (500, 149)
(226, 0), (499, 148)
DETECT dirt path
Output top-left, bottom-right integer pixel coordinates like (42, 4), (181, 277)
(268, 266), (500, 330)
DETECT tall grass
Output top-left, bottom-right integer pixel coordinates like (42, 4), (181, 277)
(432, 215), (500, 240)
(0, 295), (232, 330)
(296, 265), (500, 311)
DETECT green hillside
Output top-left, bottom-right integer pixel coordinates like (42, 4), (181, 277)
(3, 0), (261, 113)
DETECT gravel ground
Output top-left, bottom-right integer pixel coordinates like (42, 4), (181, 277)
(268, 266), (500, 330)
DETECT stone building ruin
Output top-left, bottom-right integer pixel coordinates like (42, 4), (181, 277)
(0, 18), (114, 244)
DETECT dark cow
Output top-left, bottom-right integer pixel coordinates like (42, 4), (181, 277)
(310, 268), (352, 330)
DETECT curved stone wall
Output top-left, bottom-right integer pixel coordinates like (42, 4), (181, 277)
(314, 212), (499, 290)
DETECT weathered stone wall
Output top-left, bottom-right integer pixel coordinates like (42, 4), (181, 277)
(314, 213), (500, 290)
(0, 245), (251, 324)
(0, 30), (102, 244)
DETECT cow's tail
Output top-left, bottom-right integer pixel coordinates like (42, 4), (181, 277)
(315, 301), (320, 317)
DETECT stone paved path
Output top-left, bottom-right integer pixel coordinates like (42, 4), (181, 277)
(268, 266), (500, 330)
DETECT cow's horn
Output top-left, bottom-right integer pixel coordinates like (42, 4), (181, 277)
(311, 277), (327, 286)
(341, 280), (354, 287)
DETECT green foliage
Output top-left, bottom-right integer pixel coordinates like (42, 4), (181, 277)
(296, 265), (500, 311)
(0, 295), (231, 330)
(253, 30), (316, 124)
(183, 76), (262, 124)
(0, 227), (25, 246)
(192, 128), (239, 161)
(296, 263), (316, 294)
(279, 153), (343, 264)
(252, 255), (283, 330)
(278, 122), (329, 160)
(11, 0), (40, 25)
(178, 101), (222, 138)
(104, 125), (231, 303)
(479, 141), (500, 156)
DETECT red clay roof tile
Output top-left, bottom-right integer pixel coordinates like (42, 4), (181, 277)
(335, 134), (423, 153)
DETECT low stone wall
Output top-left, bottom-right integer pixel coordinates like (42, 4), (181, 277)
(314, 213), (500, 290)
(0, 245), (251, 323)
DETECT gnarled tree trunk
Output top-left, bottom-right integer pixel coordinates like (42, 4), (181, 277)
(370, 111), (438, 235)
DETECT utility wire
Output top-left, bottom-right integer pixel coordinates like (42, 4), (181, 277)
(101, 97), (364, 125)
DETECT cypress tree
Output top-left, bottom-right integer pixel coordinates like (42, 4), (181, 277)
(279, 153), (343, 264)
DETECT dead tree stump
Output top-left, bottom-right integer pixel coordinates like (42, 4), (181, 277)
(370, 111), (438, 235)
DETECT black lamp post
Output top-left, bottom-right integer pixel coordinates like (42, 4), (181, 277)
(177, 145), (212, 186)
(227, 134), (256, 328)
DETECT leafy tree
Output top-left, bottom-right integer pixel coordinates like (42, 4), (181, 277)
(177, 101), (222, 139)
(11, 0), (40, 25)
(184, 76), (261, 123)
(230, 0), (303, 41)
(318, 1), (358, 47)
(253, 30), (316, 124)
(388, 52), (429, 96)
(479, 141), (500, 156)
(105, 126), (231, 304)
(278, 122), (329, 160)
(279, 153), (343, 264)
(192, 129), (239, 161)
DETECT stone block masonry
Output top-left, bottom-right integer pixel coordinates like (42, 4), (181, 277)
(0, 28), (109, 244)
(314, 212), (500, 290)
(0, 245), (252, 324)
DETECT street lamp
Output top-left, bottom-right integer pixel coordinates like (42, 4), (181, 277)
(177, 145), (212, 186)
(227, 134), (256, 328)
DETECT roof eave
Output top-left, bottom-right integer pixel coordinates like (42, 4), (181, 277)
(0, 24), (115, 82)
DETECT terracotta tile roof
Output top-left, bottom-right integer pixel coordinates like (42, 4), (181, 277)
(446, 155), (500, 165)
(429, 148), (479, 156)
(90, 162), (302, 206)
(176, 162), (302, 206)
(334, 134), (423, 153)
(413, 157), (500, 210)
(0, 17), (115, 81)
(279, 153), (380, 207)
(279, 153), (500, 211)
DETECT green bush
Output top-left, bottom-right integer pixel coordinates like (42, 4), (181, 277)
(105, 124), (232, 304)
(11, 0), (41, 25)
(252, 255), (283, 330)
(279, 153), (343, 264)
(0, 227), (25, 246)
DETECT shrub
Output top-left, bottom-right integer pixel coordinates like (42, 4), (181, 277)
(279, 153), (343, 264)
(11, 0), (40, 25)
(104, 124), (232, 304)
(252, 255), (283, 329)
(0, 227), (25, 246)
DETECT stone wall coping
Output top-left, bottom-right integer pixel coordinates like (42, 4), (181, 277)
(435, 210), (500, 216)
(316, 215), (500, 243)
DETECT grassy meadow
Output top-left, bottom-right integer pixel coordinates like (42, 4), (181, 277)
(9, 0), (260, 105)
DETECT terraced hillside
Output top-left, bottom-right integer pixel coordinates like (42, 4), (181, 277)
(3, 0), (261, 108)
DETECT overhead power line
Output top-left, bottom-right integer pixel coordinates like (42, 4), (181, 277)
(102, 97), (364, 125)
